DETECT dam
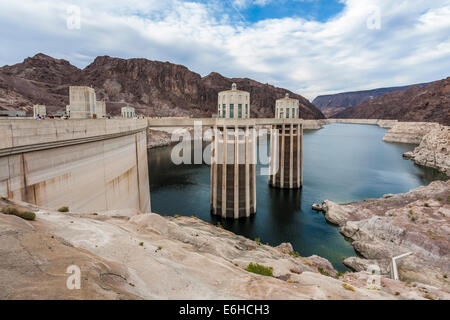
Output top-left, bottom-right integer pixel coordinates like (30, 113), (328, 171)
(0, 119), (150, 212)
(0, 117), (304, 217)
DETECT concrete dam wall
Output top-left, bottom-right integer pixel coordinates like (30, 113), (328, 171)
(0, 119), (151, 213)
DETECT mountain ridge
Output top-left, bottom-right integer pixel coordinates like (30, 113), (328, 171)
(0, 53), (324, 119)
(313, 83), (429, 117)
(333, 77), (450, 125)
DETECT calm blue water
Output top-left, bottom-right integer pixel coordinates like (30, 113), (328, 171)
(148, 123), (444, 271)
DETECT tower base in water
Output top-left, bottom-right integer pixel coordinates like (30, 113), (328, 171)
(269, 123), (303, 189)
(210, 125), (256, 219)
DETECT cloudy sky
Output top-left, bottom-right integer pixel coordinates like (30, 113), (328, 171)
(0, 0), (449, 100)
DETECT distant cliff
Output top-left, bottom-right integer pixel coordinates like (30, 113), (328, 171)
(333, 78), (450, 125)
(312, 83), (427, 118)
(0, 53), (324, 119)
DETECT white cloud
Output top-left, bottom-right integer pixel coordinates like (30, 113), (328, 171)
(0, 0), (449, 100)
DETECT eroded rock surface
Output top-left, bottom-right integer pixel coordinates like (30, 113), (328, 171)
(383, 122), (449, 177)
(2, 198), (447, 299)
(320, 180), (450, 291)
(404, 126), (450, 176)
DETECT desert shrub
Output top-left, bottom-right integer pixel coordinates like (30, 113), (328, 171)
(216, 222), (223, 229)
(58, 206), (69, 212)
(444, 274), (448, 279)
(424, 203), (429, 207)
(318, 266), (330, 277)
(423, 293), (436, 300)
(1, 206), (36, 221)
(1, 196), (8, 201)
(139, 242), (144, 246)
(254, 237), (261, 245)
(289, 251), (300, 258)
(245, 263), (273, 277)
(20, 211), (36, 221)
(437, 197), (443, 201)
(341, 283), (355, 292)
(1, 206), (19, 215)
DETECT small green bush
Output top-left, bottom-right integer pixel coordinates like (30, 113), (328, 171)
(1, 206), (19, 215)
(139, 242), (144, 246)
(444, 274), (448, 279)
(254, 237), (261, 245)
(245, 263), (273, 277)
(216, 222), (223, 229)
(410, 216), (417, 222)
(20, 211), (36, 221)
(1, 206), (36, 221)
(437, 197), (443, 201)
(1, 196), (8, 201)
(424, 203), (429, 207)
(318, 266), (330, 277)
(58, 206), (69, 213)
(289, 251), (300, 258)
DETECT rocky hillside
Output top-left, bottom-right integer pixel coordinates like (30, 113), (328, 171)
(312, 83), (427, 118)
(0, 53), (324, 119)
(333, 78), (450, 125)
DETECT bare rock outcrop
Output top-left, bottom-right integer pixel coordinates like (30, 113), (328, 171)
(382, 122), (441, 144)
(404, 126), (450, 176)
(2, 197), (447, 299)
(319, 180), (450, 291)
(382, 122), (449, 177)
(147, 129), (171, 149)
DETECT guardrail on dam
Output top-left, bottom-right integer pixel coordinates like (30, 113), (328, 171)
(0, 119), (150, 213)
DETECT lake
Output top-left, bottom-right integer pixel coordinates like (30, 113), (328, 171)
(148, 123), (444, 271)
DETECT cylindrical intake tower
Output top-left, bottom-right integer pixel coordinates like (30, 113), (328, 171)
(210, 125), (257, 218)
(269, 123), (303, 189)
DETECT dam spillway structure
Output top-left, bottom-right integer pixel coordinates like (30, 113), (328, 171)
(269, 93), (303, 189)
(210, 124), (257, 218)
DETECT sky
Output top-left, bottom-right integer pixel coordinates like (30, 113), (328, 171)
(0, 0), (449, 100)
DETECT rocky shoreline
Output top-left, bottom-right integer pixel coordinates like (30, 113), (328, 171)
(147, 129), (172, 149)
(402, 125), (450, 177)
(314, 180), (450, 292)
